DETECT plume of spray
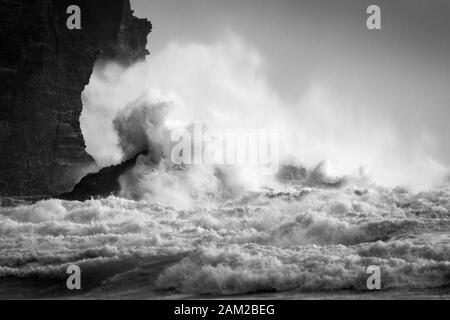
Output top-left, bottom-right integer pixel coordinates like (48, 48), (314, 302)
(81, 35), (449, 207)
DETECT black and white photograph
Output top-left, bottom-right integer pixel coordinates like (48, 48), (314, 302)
(0, 0), (449, 305)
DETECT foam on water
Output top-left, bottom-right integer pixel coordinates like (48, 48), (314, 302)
(1, 183), (449, 297)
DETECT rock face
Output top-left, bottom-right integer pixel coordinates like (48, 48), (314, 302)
(0, 0), (151, 197)
(60, 151), (148, 201)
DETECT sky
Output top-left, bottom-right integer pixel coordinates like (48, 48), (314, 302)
(96, 0), (450, 188)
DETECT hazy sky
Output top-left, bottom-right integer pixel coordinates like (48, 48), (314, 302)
(127, 0), (450, 183)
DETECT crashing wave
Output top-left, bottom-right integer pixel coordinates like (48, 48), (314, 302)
(1, 184), (449, 297)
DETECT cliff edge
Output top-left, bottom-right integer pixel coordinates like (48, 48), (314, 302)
(0, 0), (151, 197)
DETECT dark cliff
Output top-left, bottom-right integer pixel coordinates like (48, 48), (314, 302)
(0, 0), (151, 197)
(60, 151), (148, 201)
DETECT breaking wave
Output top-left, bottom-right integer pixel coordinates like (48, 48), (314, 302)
(1, 185), (449, 297)
(3, 36), (449, 298)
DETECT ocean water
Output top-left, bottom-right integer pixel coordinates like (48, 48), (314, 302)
(1, 183), (449, 299)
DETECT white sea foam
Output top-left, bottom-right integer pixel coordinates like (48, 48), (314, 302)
(6, 35), (450, 297)
(1, 185), (449, 295)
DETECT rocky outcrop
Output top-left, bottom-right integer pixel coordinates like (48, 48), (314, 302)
(60, 151), (147, 201)
(0, 0), (151, 197)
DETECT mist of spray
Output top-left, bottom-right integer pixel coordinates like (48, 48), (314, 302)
(81, 34), (449, 205)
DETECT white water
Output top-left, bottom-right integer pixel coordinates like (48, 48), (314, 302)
(81, 36), (449, 191)
(0, 182), (449, 298)
(1, 36), (449, 299)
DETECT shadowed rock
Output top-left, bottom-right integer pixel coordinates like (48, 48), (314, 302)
(0, 0), (151, 197)
(60, 151), (148, 201)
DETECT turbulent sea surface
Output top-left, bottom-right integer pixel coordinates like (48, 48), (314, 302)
(1, 182), (450, 299)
